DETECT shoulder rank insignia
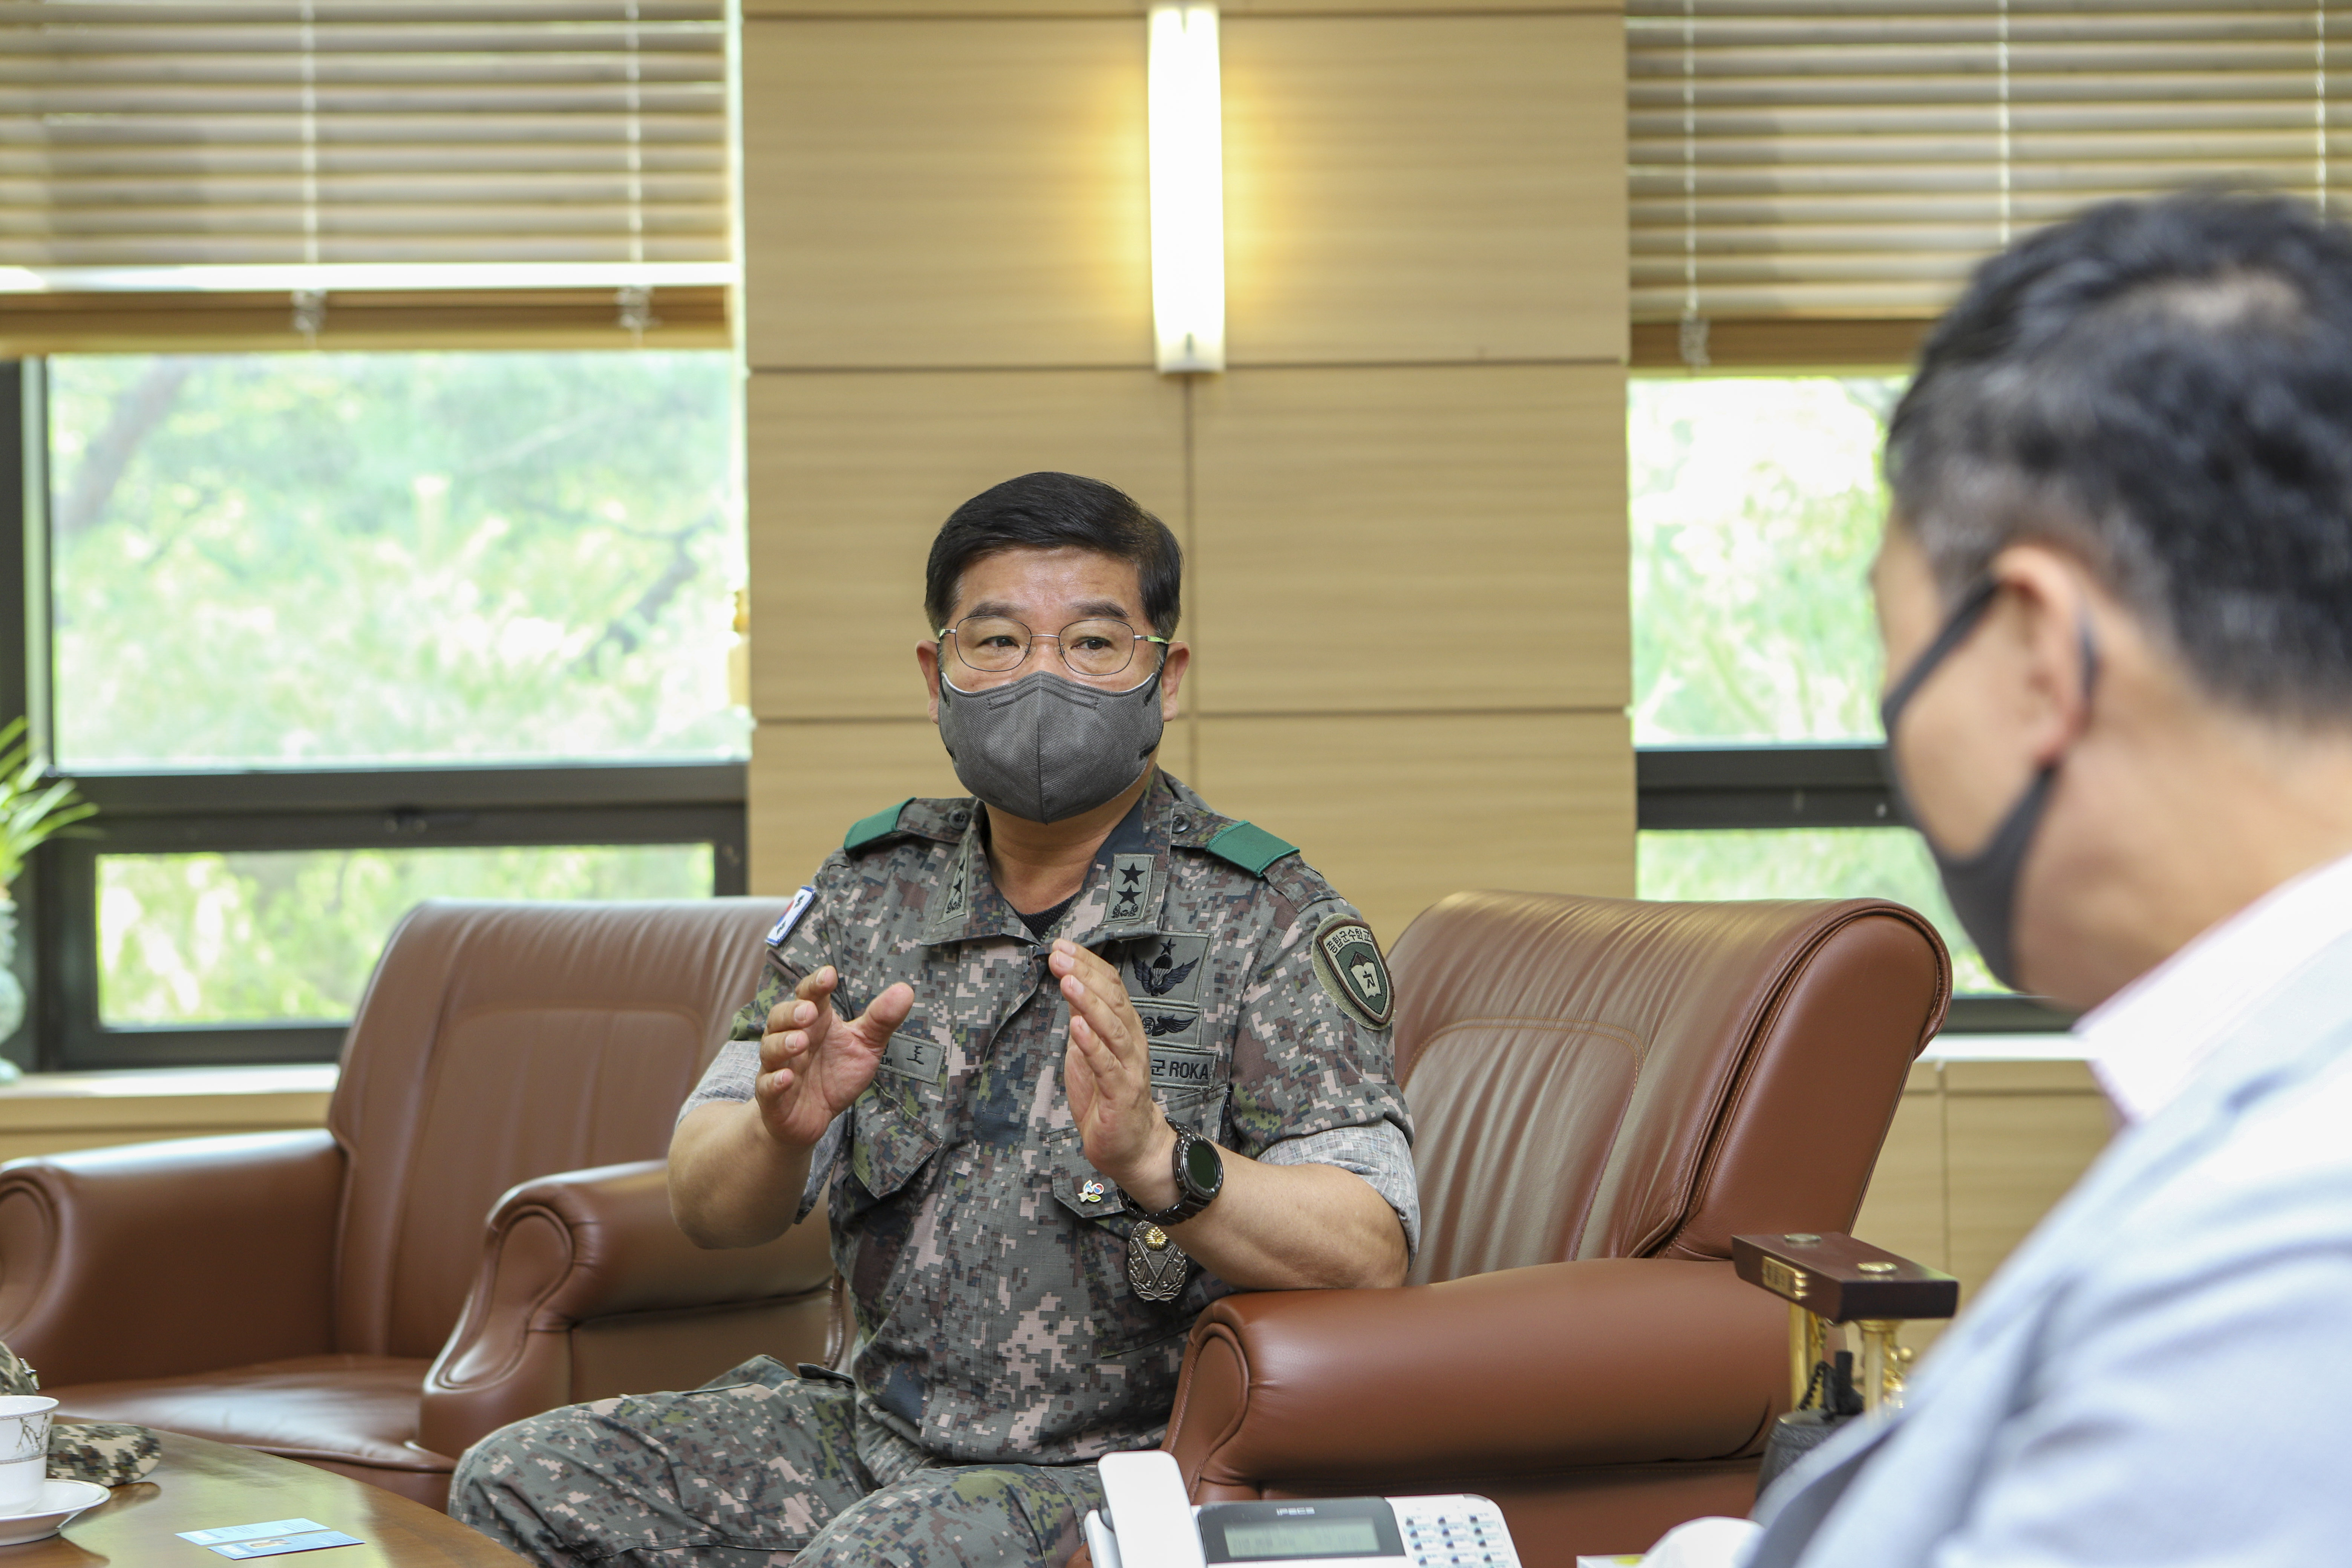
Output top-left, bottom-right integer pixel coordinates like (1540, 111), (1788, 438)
(1202, 820), (1299, 876)
(1311, 914), (1395, 1030)
(843, 798), (916, 852)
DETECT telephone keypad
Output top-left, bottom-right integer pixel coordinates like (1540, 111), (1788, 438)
(1392, 1496), (1520, 1568)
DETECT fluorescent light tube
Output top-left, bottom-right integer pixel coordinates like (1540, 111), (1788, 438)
(1148, 2), (1225, 374)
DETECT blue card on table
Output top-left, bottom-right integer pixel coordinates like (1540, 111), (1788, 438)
(176, 1519), (364, 1558)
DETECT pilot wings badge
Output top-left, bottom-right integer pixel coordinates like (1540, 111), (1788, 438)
(1131, 938), (1202, 998)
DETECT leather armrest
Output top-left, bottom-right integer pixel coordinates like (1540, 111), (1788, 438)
(1166, 1258), (1787, 1494)
(420, 1159), (835, 1456)
(0, 1130), (344, 1387)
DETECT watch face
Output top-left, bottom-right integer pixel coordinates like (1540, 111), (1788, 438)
(1182, 1135), (1223, 1196)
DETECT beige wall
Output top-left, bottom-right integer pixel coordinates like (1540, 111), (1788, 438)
(739, 1), (1633, 942)
(0, 1070), (333, 1165)
(1851, 1056), (2115, 1354)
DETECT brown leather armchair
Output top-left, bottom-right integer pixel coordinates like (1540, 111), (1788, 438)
(1159, 892), (1950, 1568)
(0, 898), (835, 1510)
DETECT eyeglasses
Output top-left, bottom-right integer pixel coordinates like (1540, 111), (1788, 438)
(937, 616), (1169, 679)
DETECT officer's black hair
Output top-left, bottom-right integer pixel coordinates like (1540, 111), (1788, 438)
(1890, 189), (2352, 722)
(924, 472), (1182, 638)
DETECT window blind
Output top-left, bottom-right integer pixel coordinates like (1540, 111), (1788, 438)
(1629, 3), (2350, 329)
(0, 0), (730, 347)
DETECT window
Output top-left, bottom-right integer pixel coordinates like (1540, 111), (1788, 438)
(47, 352), (744, 767)
(1631, 376), (1891, 746)
(100, 844), (714, 1026)
(0, 2), (745, 1070)
(1629, 374), (2049, 1019)
(4, 353), (748, 1070)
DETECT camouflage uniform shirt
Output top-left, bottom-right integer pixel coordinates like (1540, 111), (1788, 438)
(680, 771), (1414, 1467)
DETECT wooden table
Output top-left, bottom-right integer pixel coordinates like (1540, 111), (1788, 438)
(21, 1433), (525, 1565)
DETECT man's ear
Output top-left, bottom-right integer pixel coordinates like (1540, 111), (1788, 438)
(917, 639), (943, 724)
(1157, 642), (1191, 721)
(1991, 544), (2100, 769)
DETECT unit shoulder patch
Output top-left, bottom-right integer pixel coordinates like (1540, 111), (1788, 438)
(843, 799), (917, 852)
(1201, 820), (1300, 877)
(1310, 914), (1395, 1030)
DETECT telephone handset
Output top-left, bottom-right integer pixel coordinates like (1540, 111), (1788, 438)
(1086, 1452), (1522, 1568)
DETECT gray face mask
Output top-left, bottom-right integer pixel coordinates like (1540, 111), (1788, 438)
(936, 667), (1165, 824)
(1878, 576), (2098, 992)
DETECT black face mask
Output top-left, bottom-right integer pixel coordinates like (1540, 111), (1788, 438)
(1878, 577), (2098, 992)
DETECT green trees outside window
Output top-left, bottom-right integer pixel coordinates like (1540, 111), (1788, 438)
(49, 352), (746, 767)
(43, 352), (744, 1035)
(1629, 375), (2004, 994)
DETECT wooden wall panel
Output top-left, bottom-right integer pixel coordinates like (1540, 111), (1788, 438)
(746, 369), (1187, 722)
(1191, 364), (1628, 716)
(0, 1076), (331, 1166)
(1942, 1060), (2115, 1297)
(1193, 710), (1632, 941)
(1222, 13), (1626, 366)
(740, 10), (1635, 915)
(1849, 1055), (2113, 1363)
(1852, 1065), (1946, 1271)
(749, 719), (966, 892)
(1227, 0), (1619, 11)
(1850, 1067), (1951, 1355)
(744, 1), (1147, 13)
(743, 18), (1152, 370)
(742, 2), (1615, 15)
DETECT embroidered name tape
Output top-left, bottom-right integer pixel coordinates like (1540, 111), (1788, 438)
(1148, 1045), (1222, 1090)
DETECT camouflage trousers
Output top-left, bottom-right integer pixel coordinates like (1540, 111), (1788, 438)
(450, 1357), (1106, 1568)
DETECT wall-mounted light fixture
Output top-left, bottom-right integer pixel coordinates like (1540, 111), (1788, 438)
(1148, 2), (1224, 373)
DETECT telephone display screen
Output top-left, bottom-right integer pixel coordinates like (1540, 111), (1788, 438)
(1219, 1519), (1383, 1560)
(1197, 1496), (1405, 1565)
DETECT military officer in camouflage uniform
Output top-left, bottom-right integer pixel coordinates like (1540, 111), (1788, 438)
(452, 472), (1418, 1568)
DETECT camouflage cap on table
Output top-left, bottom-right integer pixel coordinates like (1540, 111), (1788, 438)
(0, 1337), (164, 1487)
(47, 1421), (162, 1487)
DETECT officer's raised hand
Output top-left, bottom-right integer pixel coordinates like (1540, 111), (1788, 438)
(756, 965), (914, 1150)
(1050, 939), (1175, 1200)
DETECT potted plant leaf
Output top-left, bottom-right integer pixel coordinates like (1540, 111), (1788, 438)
(0, 720), (96, 1081)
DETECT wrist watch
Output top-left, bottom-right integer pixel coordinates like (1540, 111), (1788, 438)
(1131, 1118), (1224, 1225)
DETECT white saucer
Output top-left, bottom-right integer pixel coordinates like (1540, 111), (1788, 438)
(0, 1478), (112, 1545)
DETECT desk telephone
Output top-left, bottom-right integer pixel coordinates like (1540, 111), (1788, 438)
(1086, 1452), (1523, 1568)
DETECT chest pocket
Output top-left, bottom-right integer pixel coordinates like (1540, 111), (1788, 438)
(1046, 1129), (1130, 1226)
(845, 1067), (943, 1208)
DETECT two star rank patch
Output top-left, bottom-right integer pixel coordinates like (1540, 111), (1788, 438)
(1109, 854), (1155, 925)
(1311, 915), (1395, 1030)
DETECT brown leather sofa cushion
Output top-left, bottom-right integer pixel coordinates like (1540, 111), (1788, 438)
(5, 897), (802, 1509)
(1154, 891), (1951, 1565)
(0, 1130), (343, 1388)
(1169, 1259), (1785, 1487)
(1395, 893), (1949, 1283)
(54, 1355), (449, 1504)
(330, 899), (784, 1361)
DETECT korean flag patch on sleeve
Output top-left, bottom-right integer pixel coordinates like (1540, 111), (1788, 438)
(767, 885), (816, 951)
(1311, 914), (1395, 1030)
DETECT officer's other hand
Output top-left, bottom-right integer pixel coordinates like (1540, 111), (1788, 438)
(756, 966), (911, 1150)
(1052, 939), (1174, 1196)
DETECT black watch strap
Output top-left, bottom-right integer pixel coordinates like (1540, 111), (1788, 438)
(1131, 1120), (1222, 1226)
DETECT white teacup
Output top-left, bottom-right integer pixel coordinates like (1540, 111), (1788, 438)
(0, 1396), (55, 1513)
